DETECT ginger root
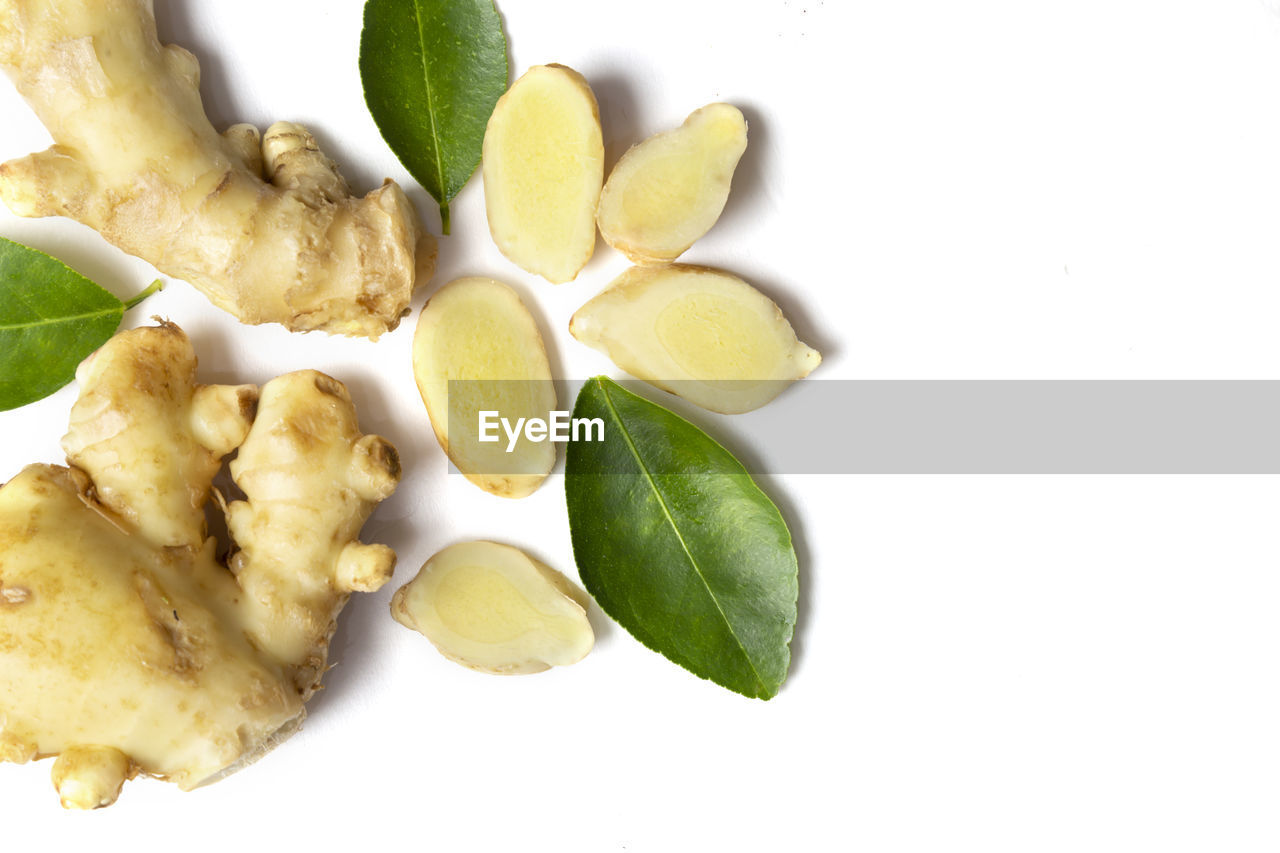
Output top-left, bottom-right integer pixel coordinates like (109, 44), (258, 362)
(0, 0), (435, 338)
(0, 323), (400, 808)
(392, 541), (594, 675)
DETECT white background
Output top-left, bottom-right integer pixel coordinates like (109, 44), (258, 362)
(2, 0), (1280, 849)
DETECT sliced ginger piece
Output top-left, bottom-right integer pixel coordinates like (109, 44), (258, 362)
(483, 64), (604, 283)
(596, 103), (747, 264)
(570, 264), (821, 414)
(391, 541), (594, 675)
(413, 277), (557, 498)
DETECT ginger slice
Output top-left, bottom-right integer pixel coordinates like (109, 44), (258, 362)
(0, 0), (434, 338)
(570, 264), (821, 414)
(391, 541), (594, 675)
(413, 277), (557, 498)
(596, 103), (747, 265)
(483, 64), (604, 283)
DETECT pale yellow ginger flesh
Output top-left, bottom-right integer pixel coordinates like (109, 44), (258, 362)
(0, 0), (435, 338)
(0, 323), (400, 809)
(391, 541), (594, 675)
(483, 64), (603, 283)
(570, 264), (821, 414)
(596, 103), (747, 265)
(413, 277), (557, 498)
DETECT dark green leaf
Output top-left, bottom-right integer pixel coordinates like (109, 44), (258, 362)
(566, 377), (799, 699)
(0, 237), (161, 411)
(359, 0), (508, 234)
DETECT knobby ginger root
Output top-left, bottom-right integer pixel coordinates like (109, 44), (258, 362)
(570, 264), (821, 414)
(0, 0), (435, 338)
(0, 323), (401, 808)
(392, 541), (594, 675)
(483, 64), (604, 283)
(413, 276), (557, 498)
(596, 103), (747, 265)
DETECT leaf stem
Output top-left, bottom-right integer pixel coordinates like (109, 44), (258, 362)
(123, 279), (164, 310)
(439, 202), (452, 235)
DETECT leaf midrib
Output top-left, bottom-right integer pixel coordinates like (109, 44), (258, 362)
(411, 0), (447, 199)
(597, 379), (767, 695)
(0, 306), (120, 332)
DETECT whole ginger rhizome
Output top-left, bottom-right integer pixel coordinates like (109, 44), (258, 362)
(0, 0), (436, 337)
(0, 324), (401, 808)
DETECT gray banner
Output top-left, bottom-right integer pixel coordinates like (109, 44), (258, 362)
(448, 379), (1280, 474)
(705, 380), (1280, 474)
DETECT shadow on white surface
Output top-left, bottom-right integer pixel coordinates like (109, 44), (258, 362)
(714, 101), (773, 239)
(153, 0), (239, 130)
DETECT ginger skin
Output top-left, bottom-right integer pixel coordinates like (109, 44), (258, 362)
(0, 324), (401, 808)
(0, 0), (435, 338)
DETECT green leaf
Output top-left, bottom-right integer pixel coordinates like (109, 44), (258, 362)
(566, 377), (799, 699)
(0, 237), (161, 411)
(359, 0), (508, 234)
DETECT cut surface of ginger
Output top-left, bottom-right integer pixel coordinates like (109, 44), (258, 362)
(413, 277), (557, 498)
(483, 64), (603, 283)
(391, 541), (594, 675)
(596, 103), (747, 265)
(570, 264), (821, 414)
